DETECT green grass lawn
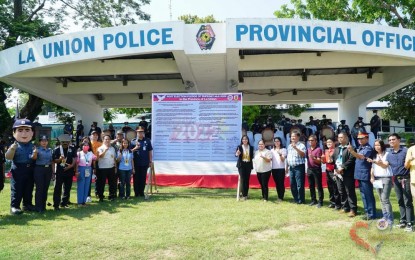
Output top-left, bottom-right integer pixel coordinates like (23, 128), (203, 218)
(0, 181), (414, 260)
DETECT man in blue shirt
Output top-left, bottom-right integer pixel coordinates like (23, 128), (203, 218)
(348, 132), (377, 220)
(387, 133), (414, 232)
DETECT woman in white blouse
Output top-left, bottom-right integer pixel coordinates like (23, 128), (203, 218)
(253, 139), (273, 201)
(369, 139), (393, 224)
(271, 137), (287, 201)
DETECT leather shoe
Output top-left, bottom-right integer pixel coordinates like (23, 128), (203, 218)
(348, 210), (357, 217)
(10, 207), (23, 215)
(340, 209), (350, 214)
(23, 205), (35, 212)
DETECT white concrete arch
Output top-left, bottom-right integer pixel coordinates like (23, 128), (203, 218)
(1, 18), (415, 124)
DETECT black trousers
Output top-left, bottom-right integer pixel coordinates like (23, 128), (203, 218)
(271, 168), (285, 200)
(134, 165), (149, 196)
(238, 162), (252, 197)
(326, 170), (340, 207)
(10, 164), (34, 209)
(34, 165), (52, 211)
(96, 167), (117, 199)
(394, 176), (414, 224)
(307, 167), (324, 204)
(336, 174), (357, 212)
(257, 171), (271, 200)
(53, 171), (74, 207)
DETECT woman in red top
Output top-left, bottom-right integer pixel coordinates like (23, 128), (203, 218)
(322, 138), (341, 209)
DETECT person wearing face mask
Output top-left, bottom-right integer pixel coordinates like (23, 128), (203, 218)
(52, 134), (77, 210)
(75, 143), (97, 206)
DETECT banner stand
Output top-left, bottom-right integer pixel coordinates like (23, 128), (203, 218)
(144, 163), (158, 200)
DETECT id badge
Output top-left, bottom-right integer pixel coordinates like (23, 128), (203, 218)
(143, 146), (146, 151)
(60, 158), (66, 167)
(85, 168), (91, 178)
(124, 159), (129, 166)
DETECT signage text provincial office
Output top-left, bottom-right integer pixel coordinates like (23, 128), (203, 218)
(235, 24), (415, 52)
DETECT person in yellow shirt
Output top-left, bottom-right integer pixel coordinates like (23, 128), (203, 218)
(405, 143), (415, 201)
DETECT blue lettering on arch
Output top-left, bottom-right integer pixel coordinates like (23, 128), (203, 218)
(148, 29), (160, 45)
(162, 28), (173, 44)
(298, 26), (311, 42)
(313, 26), (325, 43)
(263, 25), (277, 41)
(236, 25), (248, 41)
(71, 38), (82, 53)
(278, 25), (290, 41)
(250, 25), (263, 41)
(103, 34), (114, 50)
(362, 30), (374, 46)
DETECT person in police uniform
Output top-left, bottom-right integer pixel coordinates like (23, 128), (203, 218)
(5, 119), (37, 215)
(33, 135), (54, 213)
(52, 134), (76, 210)
(131, 126), (153, 197)
(348, 132), (377, 220)
(336, 120), (351, 139)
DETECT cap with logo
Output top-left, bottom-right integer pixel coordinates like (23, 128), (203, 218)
(39, 135), (49, 141)
(357, 132), (369, 139)
(13, 119), (32, 129)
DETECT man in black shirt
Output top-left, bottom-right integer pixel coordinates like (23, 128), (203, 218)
(52, 134), (76, 210)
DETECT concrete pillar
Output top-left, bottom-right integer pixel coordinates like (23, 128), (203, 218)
(72, 105), (103, 132)
(338, 100), (369, 128)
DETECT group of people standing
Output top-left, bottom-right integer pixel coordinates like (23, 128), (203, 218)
(235, 130), (415, 232)
(4, 118), (153, 215)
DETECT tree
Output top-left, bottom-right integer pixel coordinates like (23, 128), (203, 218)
(274, 0), (415, 125)
(0, 0), (151, 141)
(178, 14), (220, 24)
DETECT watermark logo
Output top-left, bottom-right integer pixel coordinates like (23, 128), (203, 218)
(349, 220), (392, 256)
(196, 25), (215, 50)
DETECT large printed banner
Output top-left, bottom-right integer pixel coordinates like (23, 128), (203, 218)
(152, 93), (242, 188)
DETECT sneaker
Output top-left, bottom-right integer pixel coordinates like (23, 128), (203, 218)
(309, 201), (317, 206)
(328, 204), (335, 209)
(405, 224), (414, 232)
(10, 207), (23, 215)
(86, 197), (92, 203)
(396, 222), (407, 229)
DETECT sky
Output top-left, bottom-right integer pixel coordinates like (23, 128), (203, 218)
(141, 0), (291, 22)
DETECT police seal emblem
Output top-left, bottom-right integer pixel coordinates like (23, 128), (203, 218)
(196, 25), (215, 50)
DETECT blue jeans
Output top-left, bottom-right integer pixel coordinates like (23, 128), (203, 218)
(289, 164), (305, 203)
(375, 177), (393, 223)
(119, 169), (132, 198)
(358, 180), (377, 219)
(77, 166), (92, 204)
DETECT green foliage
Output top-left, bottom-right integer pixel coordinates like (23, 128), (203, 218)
(103, 108), (116, 123)
(55, 0), (151, 29)
(113, 107), (151, 118)
(379, 84), (415, 125)
(274, 1), (415, 126)
(178, 14), (220, 24)
(242, 104), (310, 126)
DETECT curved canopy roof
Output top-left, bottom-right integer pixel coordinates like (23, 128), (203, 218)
(1, 18), (415, 111)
